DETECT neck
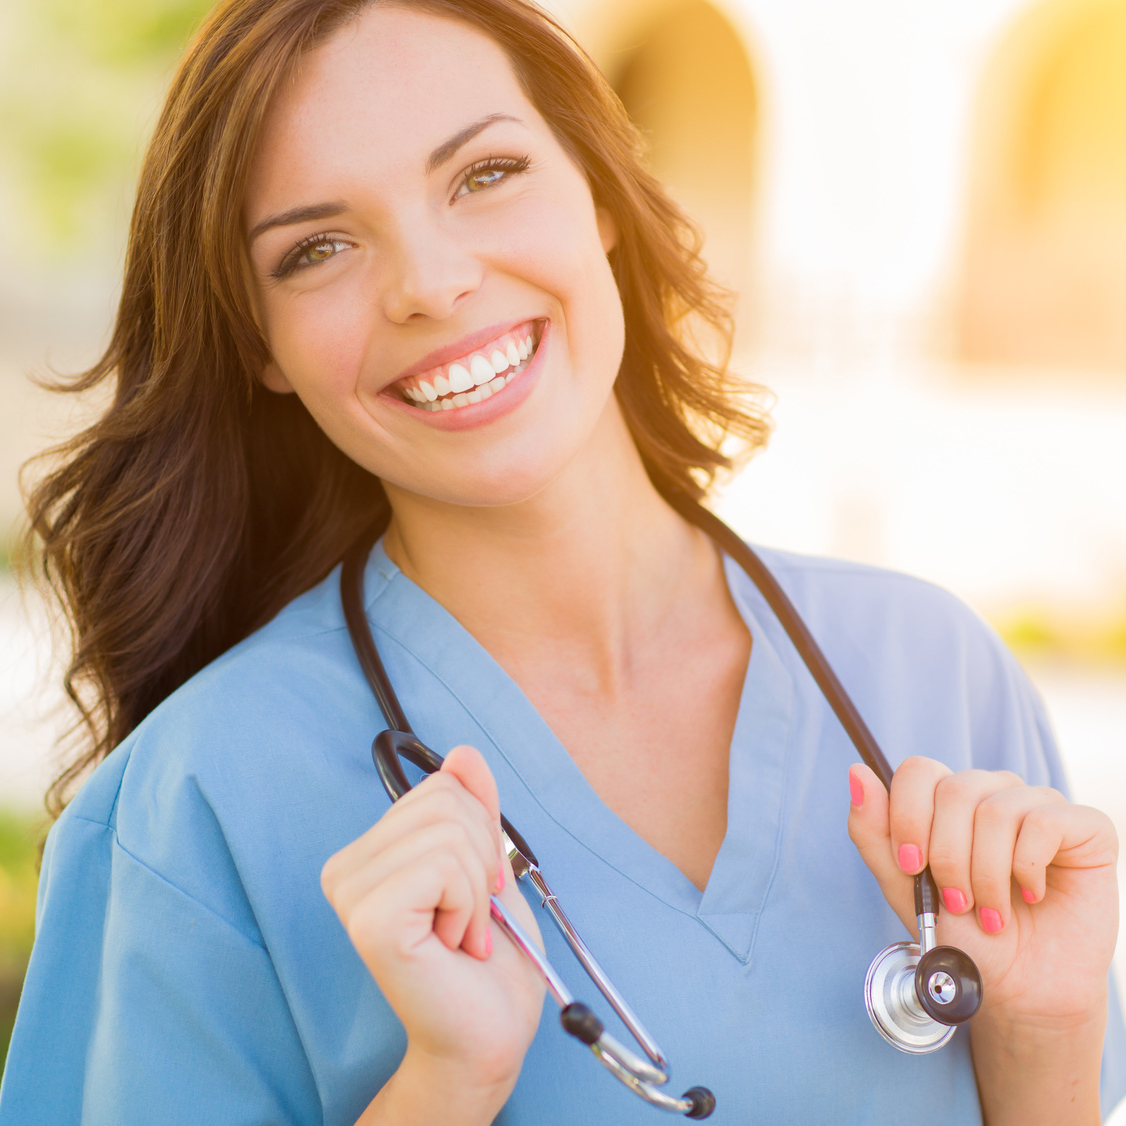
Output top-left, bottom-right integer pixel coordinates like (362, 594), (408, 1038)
(382, 404), (715, 687)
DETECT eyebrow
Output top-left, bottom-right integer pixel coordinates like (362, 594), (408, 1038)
(425, 112), (521, 173)
(248, 201), (348, 243)
(248, 113), (523, 243)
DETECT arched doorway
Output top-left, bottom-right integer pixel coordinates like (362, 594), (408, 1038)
(606, 0), (758, 317)
(959, 0), (1126, 375)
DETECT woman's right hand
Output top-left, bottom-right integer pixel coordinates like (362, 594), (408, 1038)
(321, 745), (546, 1121)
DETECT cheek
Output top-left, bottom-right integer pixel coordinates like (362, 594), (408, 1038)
(494, 188), (624, 353)
(262, 287), (376, 406)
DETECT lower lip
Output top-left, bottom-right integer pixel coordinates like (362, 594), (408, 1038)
(382, 322), (548, 432)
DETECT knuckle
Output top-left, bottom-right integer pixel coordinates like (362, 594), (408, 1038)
(895, 756), (941, 785)
(434, 849), (462, 880)
(320, 856), (342, 898)
(973, 795), (1010, 830)
(935, 770), (986, 803)
(926, 847), (963, 878)
(970, 872), (1007, 900)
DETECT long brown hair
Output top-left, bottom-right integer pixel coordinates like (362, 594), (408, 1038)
(24, 0), (771, 818)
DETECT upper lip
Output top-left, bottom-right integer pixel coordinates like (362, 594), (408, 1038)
(388, 319), (539, 387)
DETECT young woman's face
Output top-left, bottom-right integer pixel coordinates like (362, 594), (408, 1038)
(244, 5), (626, 509)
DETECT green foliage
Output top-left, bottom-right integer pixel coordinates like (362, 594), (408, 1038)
(41, 0), (216, 67)
(0, 810), (41, 1075)
(0, 0), (215, 251)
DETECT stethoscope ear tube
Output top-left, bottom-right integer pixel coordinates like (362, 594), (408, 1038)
(664, 493), (984, 1041)
(342, 498), (981, 1095)
(372, 730), (541, 868)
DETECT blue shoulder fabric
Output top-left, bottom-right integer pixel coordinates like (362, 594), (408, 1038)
(0, 766), (322, 1125)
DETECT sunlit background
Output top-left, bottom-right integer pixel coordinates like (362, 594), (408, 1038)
(1, 0), (1124, 1107)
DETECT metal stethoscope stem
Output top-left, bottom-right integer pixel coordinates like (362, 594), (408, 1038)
(370, 727), (716, 1118)
(341, 495), (986, 1118)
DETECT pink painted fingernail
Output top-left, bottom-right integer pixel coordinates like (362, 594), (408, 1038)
(1021, 887), (1037, 904)
(849, 771), (864, 807)
(897, 843), (922, 872)
(484, 930), (493, 956)
(494, 869), (505, 893)
(942, 887), (967, 913)
(980, 907), (1003, 933)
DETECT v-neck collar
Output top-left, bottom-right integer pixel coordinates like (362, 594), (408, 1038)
(361, 545), (794, 964)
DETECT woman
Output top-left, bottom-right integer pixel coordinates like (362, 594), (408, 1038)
(1, 0), (1123, 1122)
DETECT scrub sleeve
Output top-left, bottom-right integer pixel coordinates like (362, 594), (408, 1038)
(1, 543), (1123, 1125)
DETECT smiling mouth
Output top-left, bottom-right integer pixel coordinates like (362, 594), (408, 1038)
(393, 321), (542, 412)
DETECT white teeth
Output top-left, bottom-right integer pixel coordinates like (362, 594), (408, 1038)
(469, 354), (494, 386)
(406, 327), (538, 412)
(447, 363), (473, 393)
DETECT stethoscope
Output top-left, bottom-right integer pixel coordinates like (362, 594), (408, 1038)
(340, 496), (984, 1118)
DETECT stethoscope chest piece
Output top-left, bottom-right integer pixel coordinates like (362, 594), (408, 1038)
(865, 942), (957, 1053)
(864, 935), (982, 1053)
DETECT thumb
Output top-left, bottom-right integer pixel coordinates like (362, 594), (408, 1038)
(441, 743), (503, 858)
(847, 763), (915, 933)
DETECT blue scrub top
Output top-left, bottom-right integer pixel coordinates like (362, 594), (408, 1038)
(2, 542), (1124, 1125)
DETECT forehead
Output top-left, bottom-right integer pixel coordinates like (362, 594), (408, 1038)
(248, 6), (535, 206)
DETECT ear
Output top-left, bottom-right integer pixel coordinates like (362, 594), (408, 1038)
(260, 360), (295, 394)
(595, 206), (618, 254)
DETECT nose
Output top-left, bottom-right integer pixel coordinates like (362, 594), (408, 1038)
(381, 215), (483, 324)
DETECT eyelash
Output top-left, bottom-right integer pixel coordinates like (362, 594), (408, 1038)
(454, 154), (531, 198)
(270, 154), (532, 281)
(271, 234), (350, 280)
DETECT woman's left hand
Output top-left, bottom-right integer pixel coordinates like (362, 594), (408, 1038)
(848, 758), (1119, 1125)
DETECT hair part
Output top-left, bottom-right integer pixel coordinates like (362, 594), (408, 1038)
(23, 0), (771, 818)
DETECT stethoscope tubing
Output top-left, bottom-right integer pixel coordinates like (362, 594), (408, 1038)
(339, 494), (977, 1112)
(662, 495), (943, 917)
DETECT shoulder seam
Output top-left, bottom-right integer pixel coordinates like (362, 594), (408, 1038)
(68, 815), (268, 951)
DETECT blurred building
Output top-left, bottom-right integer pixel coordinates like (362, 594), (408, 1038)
(539, 0), (1126, 637)
(1, 0), (1125, 628)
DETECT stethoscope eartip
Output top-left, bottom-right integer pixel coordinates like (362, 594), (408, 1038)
(682, 1086), (716, 1119)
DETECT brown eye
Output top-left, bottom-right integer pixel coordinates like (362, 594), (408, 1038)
(466, 168), (505, 192)
(453, 156), (530, 201)
(272, 235), (352, 280)
(304, 240), (339, 263)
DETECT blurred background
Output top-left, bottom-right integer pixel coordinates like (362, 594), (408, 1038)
(0, 0), (1124, 1104)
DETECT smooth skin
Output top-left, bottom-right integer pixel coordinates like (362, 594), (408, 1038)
(244, 7), (1118, 1125)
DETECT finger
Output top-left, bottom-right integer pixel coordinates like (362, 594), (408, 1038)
(928, 769), (1024, 916)
(1012, 799), (1113, 904)
(970, 785), (1065, 932)
(323, 776), (497, 902)
(847, 763), (916, 932)
(431, 843), (493, 959)
(442, 745), (504, 883)
(888, 756), (952, 876)
(327, 817), (494, 927)
(340, 846), (474, 966)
